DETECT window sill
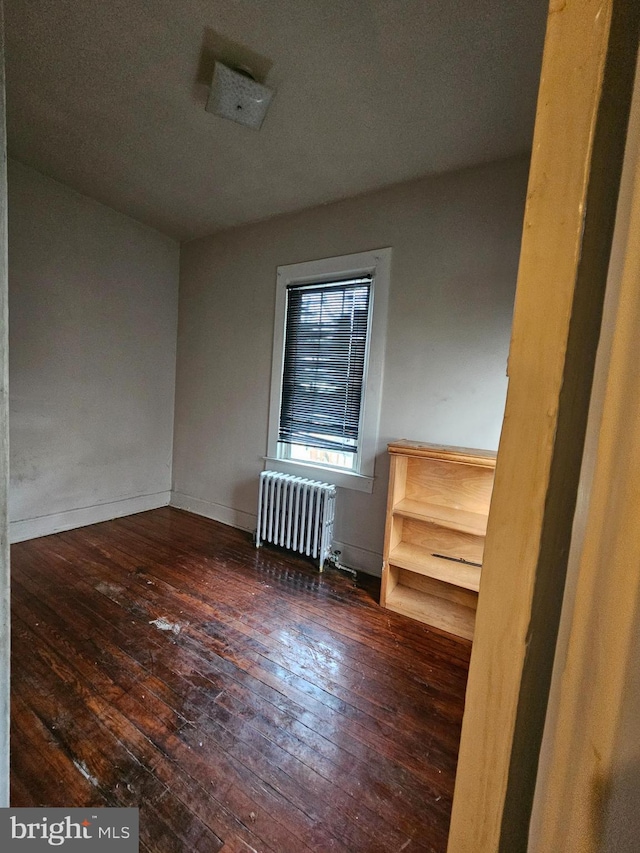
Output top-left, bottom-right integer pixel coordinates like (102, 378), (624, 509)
(264, 457), (374, 493)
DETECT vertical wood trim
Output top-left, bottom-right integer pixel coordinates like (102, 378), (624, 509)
(380, 453), (403, 606)
(0, 0), (9, 809)
(529, 49), (640, 853)
(447, 2), (640, 851)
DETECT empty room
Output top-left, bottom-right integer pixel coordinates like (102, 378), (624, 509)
(2, 1), (640, 852)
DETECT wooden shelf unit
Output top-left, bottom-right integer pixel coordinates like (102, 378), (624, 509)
(380, 440), (496, 641)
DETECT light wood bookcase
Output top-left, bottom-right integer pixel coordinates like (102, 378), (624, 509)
(380, 441), (496, 640)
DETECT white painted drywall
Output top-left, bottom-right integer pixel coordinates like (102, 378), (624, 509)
(8, 160), (179, 540)
(172, 155), (529, 574)
(0, 9), (10, 808)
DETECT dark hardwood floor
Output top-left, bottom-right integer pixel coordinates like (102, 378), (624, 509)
(10, 507), (471, 852)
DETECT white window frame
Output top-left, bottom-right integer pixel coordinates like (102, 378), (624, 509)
(266, 248), (391, 493)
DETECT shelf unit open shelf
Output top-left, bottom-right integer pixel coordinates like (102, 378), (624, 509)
(380, 440), (496, 641)
(392, 498), (488, 536)
(385, 582), (477, 641)
(388, 542), (481, 591)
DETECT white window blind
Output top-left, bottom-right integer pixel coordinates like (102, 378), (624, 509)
(279, 276), (372, 455)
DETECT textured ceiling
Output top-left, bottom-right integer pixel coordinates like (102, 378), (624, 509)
(5, 0), (548, 241)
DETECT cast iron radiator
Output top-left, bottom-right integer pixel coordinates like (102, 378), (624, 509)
(256, 471), (336, 570)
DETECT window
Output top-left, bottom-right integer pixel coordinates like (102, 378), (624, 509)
(267, 249), (391, 492)
(279, 277), (370, 472)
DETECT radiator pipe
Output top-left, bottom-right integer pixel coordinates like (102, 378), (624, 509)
(327, 549), (357, 578)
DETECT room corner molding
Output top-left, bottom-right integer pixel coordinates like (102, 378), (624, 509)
(170, 491), (257, 532)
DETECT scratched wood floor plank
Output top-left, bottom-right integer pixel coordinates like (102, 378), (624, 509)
(12, 549), (417, 851)
(11, 507), (470, 853)
(49, 524), (465, 773)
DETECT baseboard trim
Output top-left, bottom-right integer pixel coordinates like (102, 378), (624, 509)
(170, 492), (257, 533)
(332, 539), (383, 577)
(10, 491), (171, 543)
(11, 488), (384, 577)
(170, 491), (382, 577)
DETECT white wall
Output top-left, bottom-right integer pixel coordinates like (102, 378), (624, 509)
(0, 15), (11, 807)
(9, 160), (180, 541)
(172, 155), (529, 574)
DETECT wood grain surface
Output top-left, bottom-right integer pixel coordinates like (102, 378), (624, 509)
(10, 507), (470, 853)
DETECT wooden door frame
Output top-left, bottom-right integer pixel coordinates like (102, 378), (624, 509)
(448, 1), (640, 850)
(528, 43), (640, 851)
